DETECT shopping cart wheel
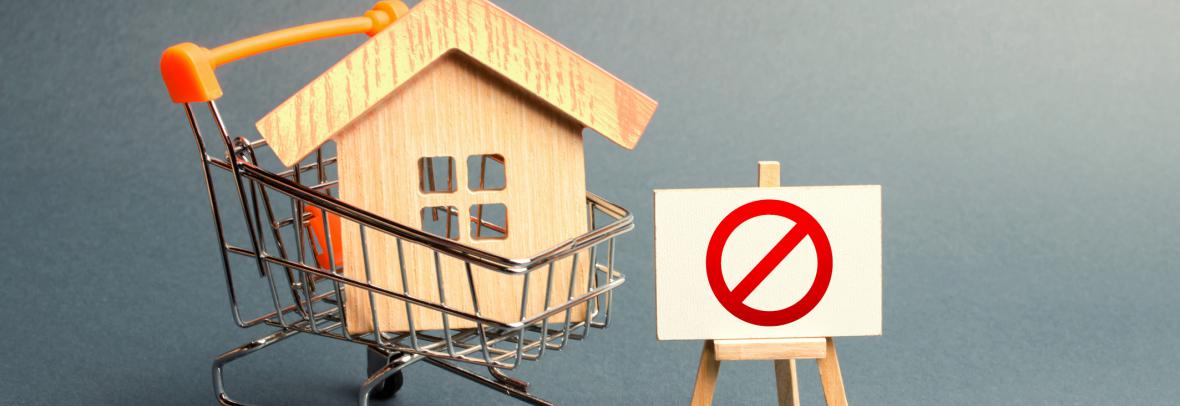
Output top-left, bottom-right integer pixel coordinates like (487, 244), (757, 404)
(370, 370), (403, 400)
(366, 348), (405, 400)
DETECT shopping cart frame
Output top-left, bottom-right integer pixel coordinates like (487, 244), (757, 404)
(183, 100), (630, 406)
(163, 3), (634, 404)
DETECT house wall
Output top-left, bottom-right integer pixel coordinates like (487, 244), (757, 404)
(335, 52), (591, 333)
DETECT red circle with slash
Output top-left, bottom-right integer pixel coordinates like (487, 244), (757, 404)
(706, 199), (833, 327)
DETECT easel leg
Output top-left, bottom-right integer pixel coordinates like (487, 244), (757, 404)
(690, 340), (720, 406)
(816, 338), (848, 406)
(774, 359), (800, 406)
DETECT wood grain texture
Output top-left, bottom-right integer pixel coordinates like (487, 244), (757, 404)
(690, 340), (721, 406)
(256, 0), (658, 167)
(758, 161), (781, 187)
(817, 337), (849, 406)
(336, 54), (590, 333)
(713, 337), (827, 361)
(774, 359), (801, 406)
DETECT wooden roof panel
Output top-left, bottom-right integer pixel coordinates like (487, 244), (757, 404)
(257, 0), (657, 166)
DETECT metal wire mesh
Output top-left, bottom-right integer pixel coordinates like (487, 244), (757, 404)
(184, 101), (631, 371)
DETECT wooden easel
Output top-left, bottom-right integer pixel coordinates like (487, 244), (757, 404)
(689, 161), (848, 406)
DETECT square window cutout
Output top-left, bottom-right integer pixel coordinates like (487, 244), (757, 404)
(421, 206), (460, 240)
(467, 154), (505, 191)
(419, 157), (456, 193)
(470, 203), (507, 239)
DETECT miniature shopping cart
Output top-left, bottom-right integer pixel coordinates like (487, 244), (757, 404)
(160, 3), (633, 405)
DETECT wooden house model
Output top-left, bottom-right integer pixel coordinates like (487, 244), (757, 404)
(256, 0), (657, 333)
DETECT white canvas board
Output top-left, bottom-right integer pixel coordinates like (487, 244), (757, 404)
(654, 185), (882, 340)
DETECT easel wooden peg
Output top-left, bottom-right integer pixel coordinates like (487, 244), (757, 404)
(688, 161), (849, 406)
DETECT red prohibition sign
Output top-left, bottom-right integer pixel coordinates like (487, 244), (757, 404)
(706, 199), (833, 327)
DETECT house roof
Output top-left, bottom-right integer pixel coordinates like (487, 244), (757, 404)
(256, 0), (658, 167)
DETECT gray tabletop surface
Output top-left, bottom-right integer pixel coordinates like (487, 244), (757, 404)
(2, 0), (1178, 404)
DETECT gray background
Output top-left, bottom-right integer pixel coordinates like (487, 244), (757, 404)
(2, 0), (1177, 404)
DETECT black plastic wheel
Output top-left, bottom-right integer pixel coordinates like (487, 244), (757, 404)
(367, 348), (406, 400)
(369, 370), (404, 400)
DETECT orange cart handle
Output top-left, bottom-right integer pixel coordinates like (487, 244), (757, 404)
(160, 1), (409, 103)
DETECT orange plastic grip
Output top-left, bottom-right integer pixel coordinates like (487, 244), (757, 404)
(304, 204), (344, 270)
(160, 1), (409, 103)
